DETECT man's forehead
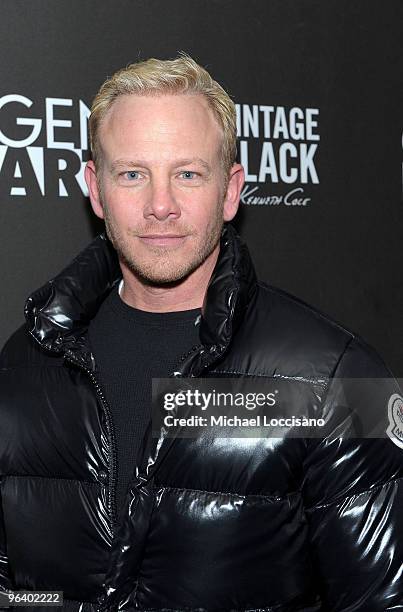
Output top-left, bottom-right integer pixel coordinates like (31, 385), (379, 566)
(100, 92), (221, 137)
(98, 92), (223, 163)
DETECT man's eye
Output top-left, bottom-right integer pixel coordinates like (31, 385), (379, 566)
(125, 171), (140, 180)
(180, 171), (197, 179)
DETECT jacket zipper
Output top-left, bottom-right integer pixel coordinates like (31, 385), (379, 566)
(172, 339), (229, 378)
(64, 337), (227, 527)
(64, 350), (118, 530)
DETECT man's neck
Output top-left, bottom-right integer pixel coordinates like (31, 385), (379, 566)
(119, 246), (219, 312)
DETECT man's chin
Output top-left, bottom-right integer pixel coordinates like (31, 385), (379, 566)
(122, 256), (200, 287)
(130, 268), (196, 287)
(113, 233), (222, 287)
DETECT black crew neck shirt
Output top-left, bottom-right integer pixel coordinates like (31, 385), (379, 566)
(88, 283), (201, 514)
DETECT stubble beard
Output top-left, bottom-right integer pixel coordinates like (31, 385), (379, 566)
(102, 201), (225, 286)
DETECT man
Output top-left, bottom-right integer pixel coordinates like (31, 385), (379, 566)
(0, 53), (402, 612)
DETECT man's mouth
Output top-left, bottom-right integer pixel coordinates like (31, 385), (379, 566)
(137, 234), (188, 247)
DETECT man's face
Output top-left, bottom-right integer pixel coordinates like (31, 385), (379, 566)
(85, 93), (243, 285)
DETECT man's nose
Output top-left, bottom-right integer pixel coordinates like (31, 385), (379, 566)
(143, 178), (181, 221)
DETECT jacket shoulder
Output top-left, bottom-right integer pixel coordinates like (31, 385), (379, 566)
(0, 323), (63, 369)
(259, 281), (354, 340)
(221, 281), (375, 382)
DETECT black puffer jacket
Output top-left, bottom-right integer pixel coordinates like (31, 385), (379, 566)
(0, 224), (402, 611)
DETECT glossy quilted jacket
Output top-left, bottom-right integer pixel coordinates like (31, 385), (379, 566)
(0, 224), (402, 611)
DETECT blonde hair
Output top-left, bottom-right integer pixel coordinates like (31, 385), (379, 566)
(89, 52), (237, 177)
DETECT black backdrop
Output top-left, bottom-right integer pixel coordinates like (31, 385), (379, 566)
(1, 0), (402, 375)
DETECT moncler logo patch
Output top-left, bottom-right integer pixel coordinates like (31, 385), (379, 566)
(386, 393), (403, 449)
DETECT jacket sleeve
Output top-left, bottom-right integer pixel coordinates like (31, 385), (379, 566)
(302, 336), (403, 611)
(0, 482), (11, 593)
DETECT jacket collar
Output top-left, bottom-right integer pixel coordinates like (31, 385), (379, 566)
(25, 223), (257, 365)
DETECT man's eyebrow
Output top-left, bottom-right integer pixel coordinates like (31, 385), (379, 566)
(110, 159), (145, 173)
(110, 158), (212, 173)
(173, 158), (212, 172)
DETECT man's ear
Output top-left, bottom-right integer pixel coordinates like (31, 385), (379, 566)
(84, 160), (104, 220)
(223, 163), (245, 222)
